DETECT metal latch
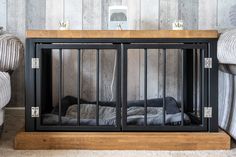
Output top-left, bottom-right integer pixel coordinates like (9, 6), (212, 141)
(204, 58), (212, 68)
(204, 107), (212, 118)
(32, 58), (39, 69)
(31, 107), (39, 118)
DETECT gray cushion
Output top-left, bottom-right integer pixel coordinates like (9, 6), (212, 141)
(0, 72), (10, 109)
(219, 64), (236, 75)
(0, 34), (23, 71)
(218, 29), (236, 64)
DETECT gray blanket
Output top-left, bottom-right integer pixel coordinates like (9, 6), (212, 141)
(42, 104), (190, 126)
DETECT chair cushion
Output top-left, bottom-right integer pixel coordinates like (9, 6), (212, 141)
(0, 34), (23, 71)
(0, 72), (10, 109)
(218, 29), (236, 64)
(219, 64), (236, 75)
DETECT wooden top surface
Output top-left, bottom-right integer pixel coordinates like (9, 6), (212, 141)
(26, 30), (218, 39)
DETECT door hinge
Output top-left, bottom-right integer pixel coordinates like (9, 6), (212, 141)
(31, 107), (39, 118)
(204, 107), (212, 118)
(204, 58), (212, 68)
(32, 58), (39, 69)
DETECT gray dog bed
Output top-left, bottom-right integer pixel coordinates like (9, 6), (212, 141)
(42, 96), (191, 126)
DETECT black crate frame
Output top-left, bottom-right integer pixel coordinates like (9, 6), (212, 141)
(25, 38), (218, 132)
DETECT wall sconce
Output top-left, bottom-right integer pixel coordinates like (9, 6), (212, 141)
(108, 6), (128, 30)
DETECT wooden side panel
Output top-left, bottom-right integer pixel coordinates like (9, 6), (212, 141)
(14, 131), (231, 150)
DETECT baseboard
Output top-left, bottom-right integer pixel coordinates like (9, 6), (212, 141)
(5, 107), (25, 110)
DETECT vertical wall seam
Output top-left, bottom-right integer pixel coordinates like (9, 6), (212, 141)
(216, 0), (219, 27)
(25, 0), (27, 30)
(44, 0), (46, 29)
(6, 0), (8, 30)
(81, 0), (84, 30)
(197, 0), (199, 30)
(158, 0), (160, 29)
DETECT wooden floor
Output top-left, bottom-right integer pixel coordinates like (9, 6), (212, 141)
(14, 130), (231, 150)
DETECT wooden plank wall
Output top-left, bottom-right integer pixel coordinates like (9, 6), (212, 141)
(0, 0), (235, 106)
(0, 0), (7, 29)
(5, 0), (26, 107)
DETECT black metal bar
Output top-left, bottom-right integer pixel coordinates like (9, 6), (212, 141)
(25, 39), (36, 131)
(181, 50), (185, 126)
(113, 125), (207, 132)
(29, 38), (216, 44)
(35, 45), (42, 130)
(41, 49), (53, 114)
(194, 49), (198, 116)
(207, 45), (211, 130)
(201, 49), (205, 126)
(163, 49), (166, 125)
(120, 44), (207, 50)
(58, 49), (62, 125)
(144, 48), (148, 126)
(38, 43), (207, 50)
(96, 49), (100, 126)
(122, 46), (128, 130)
(37, 44), (125, 50)
(36, 123), (207, 132)
(116, 45), (121, 129)
(208, 40), (218, 132)
(185, 49), (194, 113)
(77, 49), (81, 126)
(37, 125), (124, 131)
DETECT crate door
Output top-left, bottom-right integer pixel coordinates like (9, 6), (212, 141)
(122, 43), (208, 131)
(35, 44), (121, 131)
